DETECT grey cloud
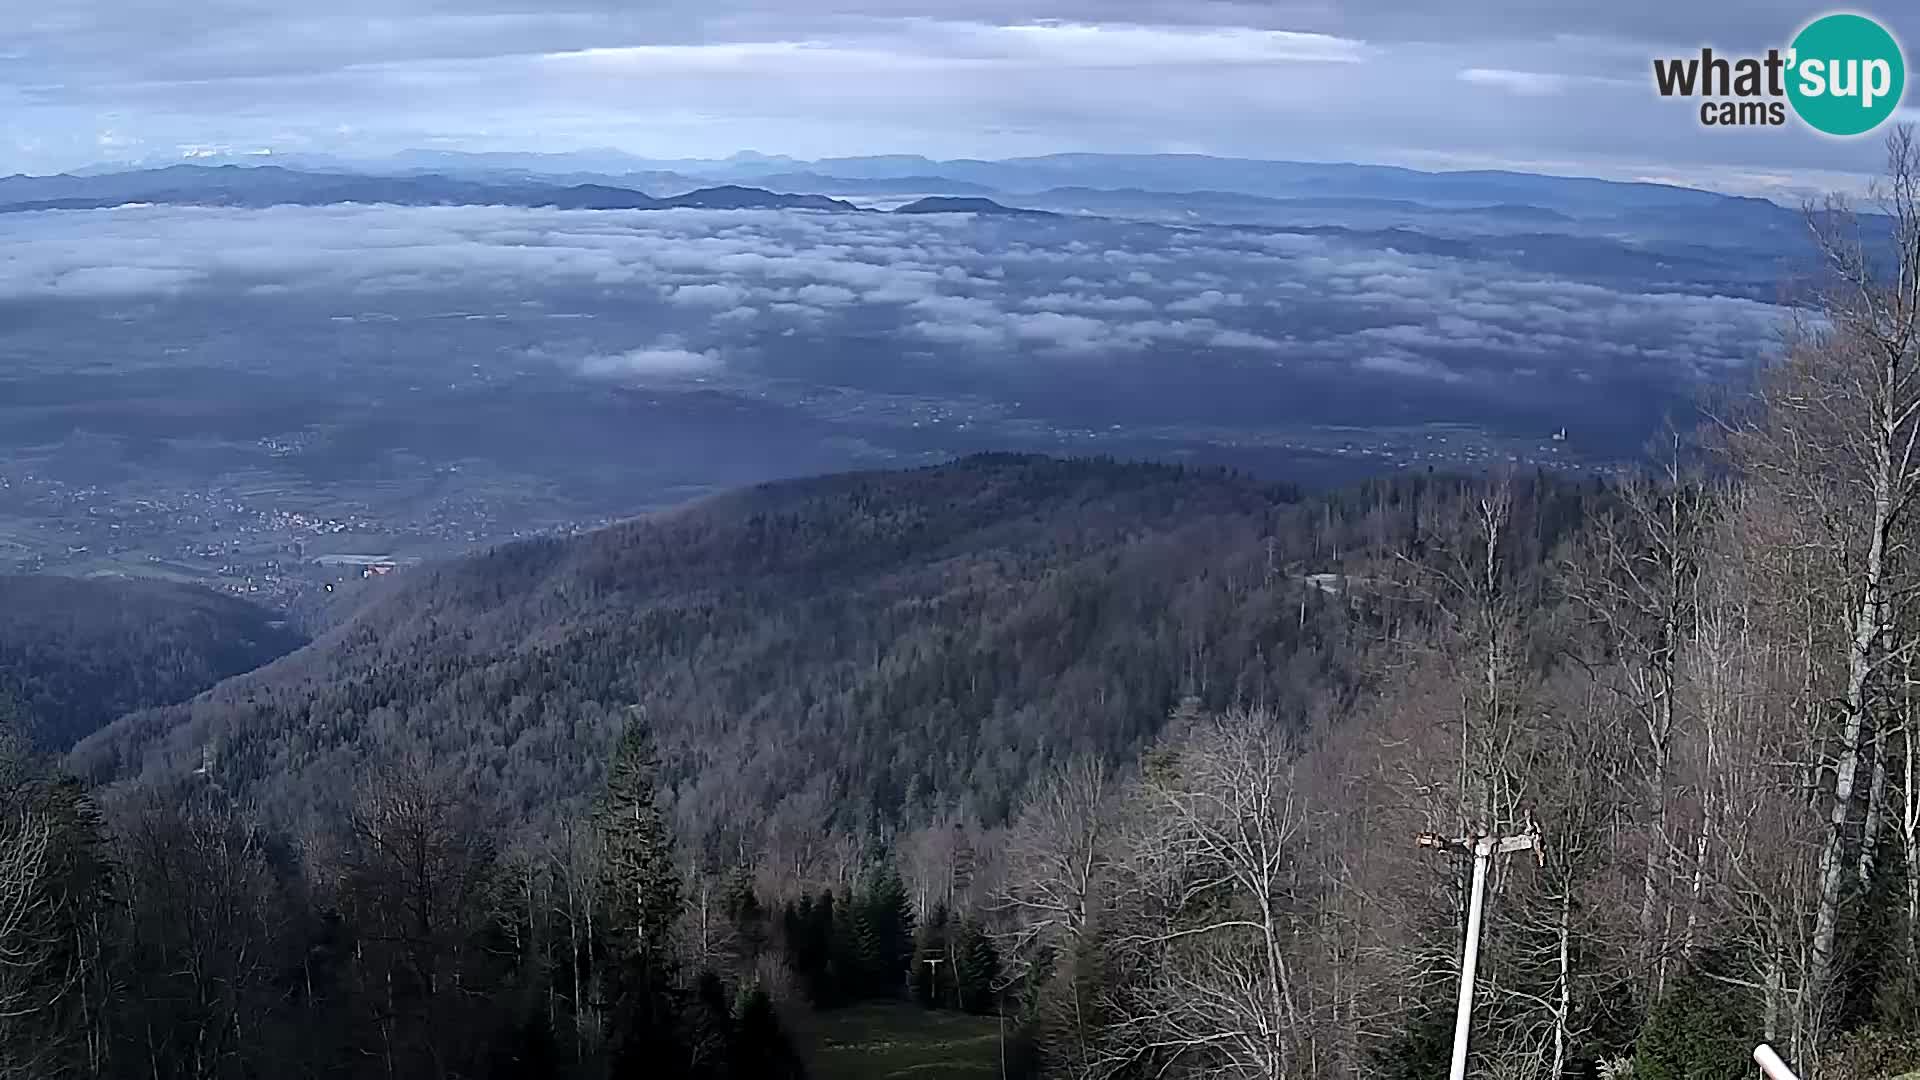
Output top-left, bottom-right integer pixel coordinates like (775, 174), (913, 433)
(1357, 353), (1463, 381)
(1019, 292), (1157, 314)
(1166, 289), (1244, 313)
(1007, 311), (1111, 350)
(12, 2), (1913, 189)
(0, 201), (1792, 391)
(1208, 329), (1281, 348)
(794, 283), (858, 305)
(910, 319), (1005, 348)
(49, 265), (205, 297)
(909, 294), (1004, 322)
(669, 282), (752, 306)
(577, 344), (722, 376)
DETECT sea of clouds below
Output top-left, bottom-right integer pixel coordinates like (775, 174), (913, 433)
(0, 203), (1791, 390)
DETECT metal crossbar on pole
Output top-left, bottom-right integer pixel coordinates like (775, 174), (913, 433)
(922, 956), (945, 1001)
(1415, 826), (1543, 1080)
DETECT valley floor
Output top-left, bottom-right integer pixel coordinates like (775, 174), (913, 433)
(809, 1004), (1003, 1080)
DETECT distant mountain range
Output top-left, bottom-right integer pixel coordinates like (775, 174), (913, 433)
(1024, 185), (1574, 223)
(752, 172), (1000, 196)
(892, 196), (1059, 217)
(0, 165), (1071, 218)
(22, 147), (1833, 247)
(95, 147), (1787, 211)
(0, 166), (869, 215)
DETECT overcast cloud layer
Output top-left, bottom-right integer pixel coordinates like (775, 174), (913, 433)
(0, 204), (1787, 399)
(6, 1), (1917, 194)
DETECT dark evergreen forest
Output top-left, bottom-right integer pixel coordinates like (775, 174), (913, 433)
(0, 574), (305, 751)
(74, 454), (1579, 855)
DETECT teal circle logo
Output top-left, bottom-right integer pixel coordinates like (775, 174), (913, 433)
(1787, 13), (1906, 136)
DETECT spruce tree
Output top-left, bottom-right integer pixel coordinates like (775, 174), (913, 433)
(732, 986), (807, 1079)
(954, 917), (1002, 1015)
(685, 970), (735, 1079)
(865, 866), (916, 999)
(790, 891), (840, 1005)
(594, 714), (688, 1075)
(827, 887), (862, 1006)
(849, 899), (884, 998)
(595, 716), (683, 979)
(722, 867), (768, 971)
(1634, 969), (1754, 1080)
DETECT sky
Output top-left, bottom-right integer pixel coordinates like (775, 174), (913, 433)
(6, 1), (1920, 196)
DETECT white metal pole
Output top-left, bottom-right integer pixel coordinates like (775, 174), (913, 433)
(1450, 841), (1492, 1080)
(1754, 1044), (1801, 1080)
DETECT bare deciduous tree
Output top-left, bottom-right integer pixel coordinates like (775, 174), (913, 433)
(1099, 707), (1316, 1079)
(1563, 433), (1709, 997)
(0, 812), (64, 1080)
(993, 756), (1115, 1078)
(335, 765), (500, 1080)
(1724, 126), (1920, 1044)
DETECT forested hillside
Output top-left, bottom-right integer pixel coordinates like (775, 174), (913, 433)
(0, 574), (305, 750)
(23, 452), (1600, 1080)
(15, 131), (1920, 1080)
(73, 455), (1591, 863)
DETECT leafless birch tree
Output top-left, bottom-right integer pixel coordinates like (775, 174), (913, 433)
(1724, 126), (1920, 1045)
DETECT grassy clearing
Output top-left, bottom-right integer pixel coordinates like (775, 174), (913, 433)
(807, 1002), (1004, 1080)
